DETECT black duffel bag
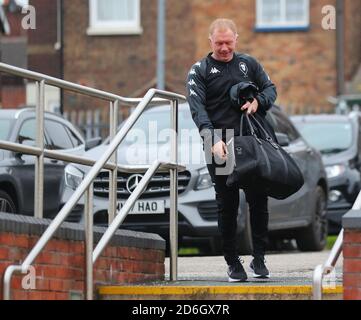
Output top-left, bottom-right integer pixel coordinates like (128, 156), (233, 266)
(226, 113), (304, 199)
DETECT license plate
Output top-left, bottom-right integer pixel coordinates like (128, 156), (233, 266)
(117, 200), (165, 214)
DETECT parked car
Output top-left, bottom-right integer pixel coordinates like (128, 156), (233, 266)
(61, 104), (328, 253)
(291, 113), (361, 234)
(0, 108), (100, 220)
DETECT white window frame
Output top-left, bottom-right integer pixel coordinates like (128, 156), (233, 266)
(87, 0), (143, 36)
(256, 0), (310, 30)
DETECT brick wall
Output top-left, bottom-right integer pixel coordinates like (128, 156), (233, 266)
(342, 210), (361, 300)
(0, 213), (165, 300)
(28, 0), (61, 78)
(344, 0), (361, 82)
(62, 0), (195, 114)
(189, 0), (337, 113)
(0, 4), (27, 108)
(62, 0), (361, 115)
(0, 85), (26, 108)
(63, 0), (158, 112)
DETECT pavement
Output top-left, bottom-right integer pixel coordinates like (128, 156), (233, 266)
(164, 250), (343, 286)
(98, 250), (343, 299)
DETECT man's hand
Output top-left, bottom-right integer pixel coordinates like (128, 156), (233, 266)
(211, 140), (228, 160)
(241, 98), (258, 114)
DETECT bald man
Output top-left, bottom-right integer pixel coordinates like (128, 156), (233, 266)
(186, 18), (277, 282)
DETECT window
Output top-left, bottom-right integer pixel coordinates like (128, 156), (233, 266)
(87, 0), (142, 35)
(272, 112), (300, 142)
(18, 119), (48, 147)
(45, 120), (74, 150)
(64, 126), (83, 148)
(0, 119), (14, 140)
(256, 0), (309, 31)
(296, 121), (353, 153)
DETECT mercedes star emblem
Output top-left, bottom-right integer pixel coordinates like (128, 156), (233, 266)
(126, 174), (144, 193)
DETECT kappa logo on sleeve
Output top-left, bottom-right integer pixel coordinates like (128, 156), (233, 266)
(189, 69), (196, 75)
(188, 79), (197, 86)
(189, 89), (198, 97)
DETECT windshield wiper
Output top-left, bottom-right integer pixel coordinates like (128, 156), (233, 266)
(319, 148), (347, 155)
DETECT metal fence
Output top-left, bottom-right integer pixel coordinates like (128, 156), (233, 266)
(0, 62), (186, 300)
(63, 109), (110, 139)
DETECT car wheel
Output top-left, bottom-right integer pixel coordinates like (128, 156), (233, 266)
(0, 190), (17, 213)
(296, 186), (327, 251)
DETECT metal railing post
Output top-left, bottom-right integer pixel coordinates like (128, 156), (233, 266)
(108, 100), (118, 224)
(0, 63), (187, 299)
(312, 189), (361, 300)
(84, 183), (94, 300)
(3, 266), (22, 300)
(34, 80), (45, 219)
(169, 99), (179, 281)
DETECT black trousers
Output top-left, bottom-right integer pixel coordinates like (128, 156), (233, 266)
(207, 158), (269, 265)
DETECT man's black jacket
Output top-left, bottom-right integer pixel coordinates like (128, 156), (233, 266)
(186, 52), (277, 145)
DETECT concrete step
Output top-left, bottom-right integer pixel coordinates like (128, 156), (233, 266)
(97, 282), (343, 300)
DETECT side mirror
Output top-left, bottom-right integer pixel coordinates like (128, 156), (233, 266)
(21, 139), (36, 147)
(85, 137), (102, 151)
(276, 132), (290, 147)
(15, 140), (36, 159)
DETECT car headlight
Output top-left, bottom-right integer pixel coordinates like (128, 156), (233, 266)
(65, 165), (84, 190)
(195, 167), (213, 190)
(325, 164), (346, 179)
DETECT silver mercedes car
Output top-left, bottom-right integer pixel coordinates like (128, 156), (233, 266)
(60, 104), (328, 254)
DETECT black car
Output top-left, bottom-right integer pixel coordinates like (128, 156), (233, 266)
(0, 108), (99, 220)
(292, 113), (361, 234)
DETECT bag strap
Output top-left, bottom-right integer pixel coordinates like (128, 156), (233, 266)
(240, 113), (257, 137)
(249, 114), (279, 149)
(239, 113), (265, 145)
(249, 114), (272, 140)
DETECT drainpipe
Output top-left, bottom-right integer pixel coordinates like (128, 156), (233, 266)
(336, 0), (345, 95)
(59, 0), (64, 114)
(157, 0), (166, 90)
(54, 0), (64, 114)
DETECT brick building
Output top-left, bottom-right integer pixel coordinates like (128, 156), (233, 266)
(0, 0), (27, 108)
(62, 0), (361, 115)
(0, 0), (62, 110)
(26, 0), (62, 112)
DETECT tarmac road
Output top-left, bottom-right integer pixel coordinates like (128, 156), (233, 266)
(165, 250), (343, 286)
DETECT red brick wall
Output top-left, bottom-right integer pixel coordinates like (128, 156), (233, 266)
(28, 0), (61, 78)
(4, 7), (27, 37)
(343, 230), (361, 300)
(0, 85), (26, 108)
(62, 0), (194, 113)
(0, 232), (164, 300)
(62, 0), (361, 115)
(189, 0), (337, 113)
(344, 0), (361, 81)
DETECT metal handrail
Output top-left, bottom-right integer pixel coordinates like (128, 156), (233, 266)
(0, 63), (186, 300)
(0, 62), (178, 221)
(0, 63), (172, 106)
(312, 189), (361, 300)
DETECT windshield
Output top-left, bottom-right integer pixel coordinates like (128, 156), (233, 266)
(295, 121), (353, 154)
(107, 106), (201, 145)
(0, 119), (14, 140)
